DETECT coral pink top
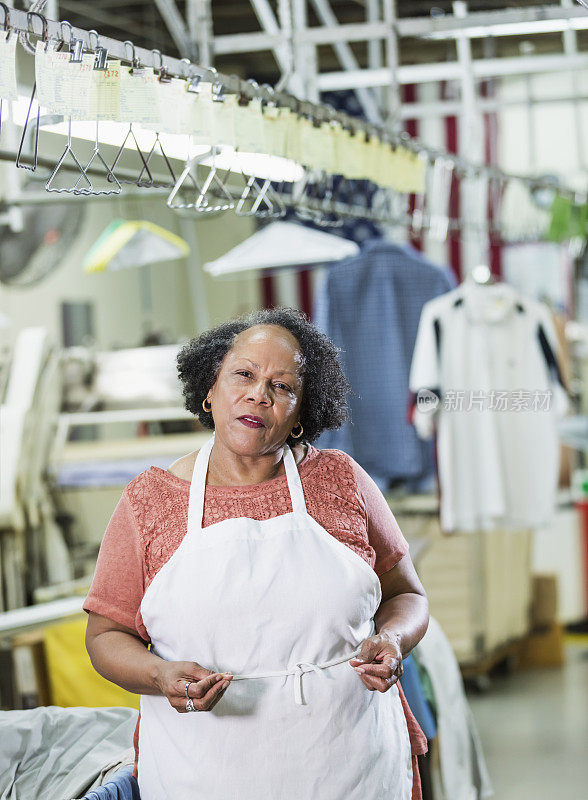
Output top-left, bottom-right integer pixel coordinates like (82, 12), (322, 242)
(83, 445), (427, 798)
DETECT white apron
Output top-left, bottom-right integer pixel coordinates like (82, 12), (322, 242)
(139, 434), (412, 800)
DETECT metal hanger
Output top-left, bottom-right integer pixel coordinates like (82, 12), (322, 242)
(0, 3), (13, 141)
(16, 11), (49, 172)
(109, 123), (154, 186)
(137, 133), (177, 188)
(45, 116), (92, 194)
(45, 124), (89, 195)
(167, 146), (234, 215)
(73, 121), (122, 195)
(133, 50), (177, 189)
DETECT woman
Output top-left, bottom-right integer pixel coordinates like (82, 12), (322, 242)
(84, 307), (429, 800)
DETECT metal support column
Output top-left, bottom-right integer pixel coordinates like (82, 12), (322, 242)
(454, 1), (487, 274)
(310, 0), (382, 123)
(153, 0), (194, 60)
(250, 0), (292, 79)
(292, 0), (318, 101)
(187, 0), (213, 67)
(562, 0), (586, 174)
(383, 0), (401, 132)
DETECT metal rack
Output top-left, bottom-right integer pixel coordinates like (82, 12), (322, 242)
(0, 2), (582, 203)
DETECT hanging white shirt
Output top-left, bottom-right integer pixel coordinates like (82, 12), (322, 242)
(409, 281), (568, 533)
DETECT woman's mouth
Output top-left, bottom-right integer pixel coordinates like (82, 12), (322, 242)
(237, 416), (266, 428)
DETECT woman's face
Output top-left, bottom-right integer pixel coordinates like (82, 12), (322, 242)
(207, 324), (304, 455)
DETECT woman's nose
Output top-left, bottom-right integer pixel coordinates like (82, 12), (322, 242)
(247, 381), (271, 404)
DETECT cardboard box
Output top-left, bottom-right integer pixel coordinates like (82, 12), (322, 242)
(517, 623), (565, 670)
(530, 574), (558, 630)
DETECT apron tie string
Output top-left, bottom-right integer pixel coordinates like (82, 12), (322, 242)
(292, 661), (323, 706)
(218, 644), (365, 706)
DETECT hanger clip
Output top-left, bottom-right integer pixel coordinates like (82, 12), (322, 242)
(130, 58), (145, 76)
(70, 38), (84, 63)
(212, 81), (225, 102)
(93, 46), (108, 71)
(187, 75), (201, 93)
(158, 66), (172, 83)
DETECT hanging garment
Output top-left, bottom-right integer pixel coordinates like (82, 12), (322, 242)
(399, 655), (437, 742)
(80, 765), (140, 800)
(414, 618), (493, 800)
(137, 434), (413, 800)
(409, 280), (569, 532)
(313, 238), (455, 490)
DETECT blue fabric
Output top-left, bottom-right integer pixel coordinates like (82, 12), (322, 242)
(55, 456), (175, 488)
(399, 655), (437, 741)
(313, 239), (454, 487)
(82, 765), (140, 800)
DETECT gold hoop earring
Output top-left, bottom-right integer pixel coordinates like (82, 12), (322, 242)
(290, 422), (303, 439)
(202, 398), (212, 413)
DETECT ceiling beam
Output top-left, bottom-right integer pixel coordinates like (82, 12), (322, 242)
(153, 0), (195, 58)
(249, 0), (293, 74)
(309, 0), (382, 123)
(317, 50), (588, 90)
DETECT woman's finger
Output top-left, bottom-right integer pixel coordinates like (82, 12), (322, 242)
(190, 673), (225, 699)
(199, 677), (232, 709)
(207, 681), (231, 710)
(354, 661), (397, 680)
(357, 670), (399, 693)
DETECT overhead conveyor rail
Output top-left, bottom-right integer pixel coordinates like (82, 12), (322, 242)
(0, 2), (583, 200)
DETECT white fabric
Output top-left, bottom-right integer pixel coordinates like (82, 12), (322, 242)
(138, 433), (412, 800)
(409, 281), (568, 532)
(203, 221), (359, 277)
(414, 618), (493, 800)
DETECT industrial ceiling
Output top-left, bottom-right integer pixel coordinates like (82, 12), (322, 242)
(54, 1), (585, 84)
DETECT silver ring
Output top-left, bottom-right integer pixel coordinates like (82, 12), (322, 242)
(184, 681), (193, 698)
(185, 698), (196, 712)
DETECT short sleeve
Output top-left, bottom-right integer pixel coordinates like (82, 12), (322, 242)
(409, 299), (440, 395)
(349, 459), (409, 576)
(83, 488), (146, 638)
(409, 300), (442, 440)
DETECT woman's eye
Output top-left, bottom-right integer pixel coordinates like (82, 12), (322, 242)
(236, 371), (251, 378)
(275, 383), (292, 392)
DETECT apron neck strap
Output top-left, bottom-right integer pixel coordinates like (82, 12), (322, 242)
(189, 433), (308, 527)
(282, 442), (307, 515)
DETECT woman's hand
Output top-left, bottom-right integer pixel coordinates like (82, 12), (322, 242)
(154, 661), (234, 713)
(348, 632), (403, 693)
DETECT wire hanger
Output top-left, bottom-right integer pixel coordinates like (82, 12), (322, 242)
(168, 145), (234, 214)
(0, 3), (12, 141)
(45, 116), (92, 194)
(134, 51), (177, 189)
(73, 121), (122, 195)
(109, 123), (154, 186)
(15, 11), (49, 171)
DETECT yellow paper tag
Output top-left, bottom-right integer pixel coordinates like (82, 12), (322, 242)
(119, 66), (161, 125)
(284, 111), (302, 164)
(263, 105), (287, 159)
(89, 60), (121, 121)
(234, 98), (266, 154)
(36, 43), (95, 118)
(318, 122), (336, 174)
(213, 94), (237, 148)
(299, 117), (320, 169)
(333, 126), (350, 176)
(0, 31), (17, 101)
(190, 83), (214, 146)
(142, 78), (193, 134)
